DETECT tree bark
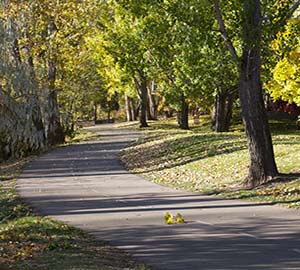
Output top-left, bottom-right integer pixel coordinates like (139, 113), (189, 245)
(147, 83), (158, 120)
(211, 92), (233, 132)
(46, 61), (65, 145)
(47, 89), (65, 145)
(30, 88), (46, 150)
(136, 73), (149, 128)
(11, 37), (46, 150)
(131, 98), (138, 121)
(94, 102), (98, 123)
(179, 93), (189, 130)
(107, 109), (111, 122)
(140, 79), (149, 127)
(239, 0), (278, 187)
(125, 95), (133, 121)
(26, 40), (46, 149)
(46, 19), (65, 146)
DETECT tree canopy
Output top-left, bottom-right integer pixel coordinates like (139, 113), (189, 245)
(1, 0), (300, 187)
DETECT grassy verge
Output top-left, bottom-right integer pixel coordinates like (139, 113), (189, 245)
(0, 129), (147, 270)
(119, 117), (300, 209)
(65, 129), (101, 144)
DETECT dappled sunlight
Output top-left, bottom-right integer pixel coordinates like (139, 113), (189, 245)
(15, 124), (300, 270)
(120, 118), (300, 204)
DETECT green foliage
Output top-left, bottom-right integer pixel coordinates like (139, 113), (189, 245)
(1, 0), (300, 182)
(0, 0), (115, 159)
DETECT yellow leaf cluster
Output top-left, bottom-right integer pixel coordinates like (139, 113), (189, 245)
(164, 212), (186, 225)
(266, 50), (300, 105)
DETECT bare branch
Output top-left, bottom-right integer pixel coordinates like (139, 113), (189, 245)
(213, 1), (239, 66)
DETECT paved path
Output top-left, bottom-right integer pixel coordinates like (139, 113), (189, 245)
(18, 124), (300, 270)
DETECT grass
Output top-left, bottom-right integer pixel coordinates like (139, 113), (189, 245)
(0, 129), (147, 270)
(2, 120), (299, 268)
(65, 129), (101, 144)
(119, 116), (300, 209)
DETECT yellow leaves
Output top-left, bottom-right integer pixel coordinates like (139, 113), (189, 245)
(175, 213), (185, 224)
(266, 49), (300, 106)
(164, 212), (175, 224)
(164, 212), (186, 225)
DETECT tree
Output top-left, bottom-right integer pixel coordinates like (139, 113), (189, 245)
(0, 0), (109, 159)
(84, 28), (138, 123)
(0, 1), (47, 159)
(135, 0), (238, 131)
(99, 2), (152, 128)
(214, 0), (300, 187)
(99, 93), (120, 121)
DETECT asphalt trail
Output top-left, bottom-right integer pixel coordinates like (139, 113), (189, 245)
(18, 124), (300, 270)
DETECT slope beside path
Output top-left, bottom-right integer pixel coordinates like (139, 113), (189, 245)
(17, 124), (300, 270)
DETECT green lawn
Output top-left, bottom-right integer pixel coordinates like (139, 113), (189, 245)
(0, 130), (146, 270)
(119, 117), (300, 208)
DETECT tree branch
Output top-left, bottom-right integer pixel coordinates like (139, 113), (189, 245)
(286, 0), (300, 19)
(279, 0), (300, 27)
(213, 1), (239, 65)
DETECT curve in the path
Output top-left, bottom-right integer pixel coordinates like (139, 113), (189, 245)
(17, 124), (300, 270)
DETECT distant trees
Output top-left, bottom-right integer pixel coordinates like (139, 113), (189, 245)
(1, 0), (300, 188)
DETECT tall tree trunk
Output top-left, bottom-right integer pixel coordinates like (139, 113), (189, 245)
(147, 83), (158, 120)
(46, 20), (65, 145)
(136, 73), (149, 128)
(125, 95), (133, 121)
(94, 102), (98, 123)
(140, 79), (149, 127)
(240, 0), (278, 187)
(46, 61), (65, 146)
(12, 37), (46, 150)
(211, 92), (233, 132)
(107, 109), (111, 122)
(23, 25), (47, 149)
(146, 98), (154, 120)
(47, 91), (65, 145)
(131, 98), (138, 121)
(179, 93), (189, 130)
(25, 41), (46, 149)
